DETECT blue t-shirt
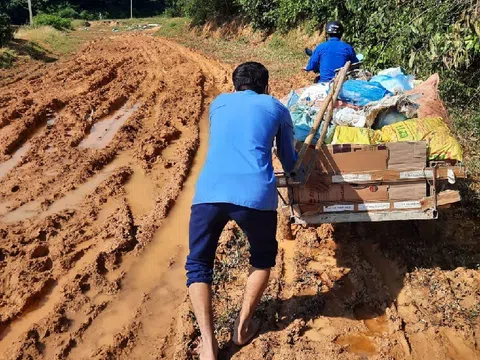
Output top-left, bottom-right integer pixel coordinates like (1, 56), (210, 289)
(306, 38), (359, 82)
(193, 90), (297, 211)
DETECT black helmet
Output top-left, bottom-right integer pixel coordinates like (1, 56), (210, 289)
(326, 21), (344, 37)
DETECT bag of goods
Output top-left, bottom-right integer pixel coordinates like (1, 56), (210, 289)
(338, 80), (392, 107)
(331, 126), (381, 145)
(370, 73), (414, 94)
(380, 117), (463, 161)
(331, 117), (463, 161)
(332, 107), (366, 127)
(291, 105), (336, 145)
(407, 74), (450, 124)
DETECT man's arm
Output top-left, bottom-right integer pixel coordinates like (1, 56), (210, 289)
(276, 109), (297, 174)
(349, 45), (360, 63)
(304, 45), (322, 73)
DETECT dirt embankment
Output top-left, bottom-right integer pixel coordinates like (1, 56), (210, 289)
(0, 29), (479, 360)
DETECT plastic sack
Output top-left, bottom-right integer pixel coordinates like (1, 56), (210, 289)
(338, 80), (391, 107)
(331, 126), (382, 145)
(291, 105), (336, 145)
(331, 117), (463, 161)
(377, 67), (405, 77)
(299, 82), (330, 102)
(370, 74), (414, 94)
(285, 90), (300, 109)
(381, 117), (462, 161)
(374, 109), (408, 129)
(407, 74), (450, 124)
(332, 107), (366, 127)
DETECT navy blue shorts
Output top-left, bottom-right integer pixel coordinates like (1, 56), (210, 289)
(186, 203), (278, 287)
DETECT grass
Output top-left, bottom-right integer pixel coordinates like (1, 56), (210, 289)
(0, 48), (16, 68)
(14, 26), (81, 55)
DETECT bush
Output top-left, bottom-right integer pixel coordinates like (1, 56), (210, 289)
(0, 13), (14, 47)
(79, 10), (95, 21)
(55, 6), (78, 19)
(33, 13), (72, 30)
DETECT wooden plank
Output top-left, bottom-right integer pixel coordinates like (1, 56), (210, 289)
(420, 190), (461, 209)
(292, 190), (461, 215)
(295, 209), (437, 225)
(276, 166), (467, 187)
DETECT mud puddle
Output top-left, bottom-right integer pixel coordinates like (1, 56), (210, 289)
(0, 116), (57, 181)
(79, 103), (140, 149)
(335, 334), (377, 355)
(2, 153), (132, 223)
(69, 93), (211, 358)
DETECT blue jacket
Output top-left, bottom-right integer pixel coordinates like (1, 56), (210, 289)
(193, 90), (297, 211)
(306, 38), (358, 82)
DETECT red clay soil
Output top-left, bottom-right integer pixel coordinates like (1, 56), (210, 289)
(0, 31), (479, 360)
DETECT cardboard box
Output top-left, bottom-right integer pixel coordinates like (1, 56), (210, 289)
(388, 182), (427, 200)
(293, 184), (389, 204)
(386, 141), (427, 170)
(296, 141), (427, 174)
(296, 143), (388, 174)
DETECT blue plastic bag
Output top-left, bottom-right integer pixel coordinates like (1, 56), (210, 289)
(290, 105), (336, 145)
(370, 74), (414, 94)
(285, 90), (300, 109)
(338, 80), (391, 107)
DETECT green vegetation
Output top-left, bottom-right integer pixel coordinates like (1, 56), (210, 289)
(0, 48), (16, 68)
(0, 13), (13, 47)
(1, 1), (165, 25)
(33, 13), (72, 30)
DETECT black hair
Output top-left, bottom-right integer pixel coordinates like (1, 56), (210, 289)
(232, 62), (269, 95)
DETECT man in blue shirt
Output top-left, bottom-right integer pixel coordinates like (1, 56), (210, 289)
(186, 62), (297, 359)
(304, 21), (359, 82)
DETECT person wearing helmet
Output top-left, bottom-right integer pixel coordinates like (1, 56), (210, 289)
(303, 21), (359, 82)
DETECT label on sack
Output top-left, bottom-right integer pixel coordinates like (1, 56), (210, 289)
(323, 204), (355, 212)
(358, 202), (391, 211)
(399, 170), (434, 179)
(393, 201), (422, 209)
(332, 174), (372, 183)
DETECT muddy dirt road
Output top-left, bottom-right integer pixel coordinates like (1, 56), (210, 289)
(0, 31), (479, 360)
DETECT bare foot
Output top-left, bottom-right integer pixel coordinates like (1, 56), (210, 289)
(198, 337), (218, 360)
(232, 317), (261, 346)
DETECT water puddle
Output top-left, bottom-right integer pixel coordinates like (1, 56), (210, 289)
(0, 116), (57, 181)
(69, 93), (211, 359)
(0, 143), (31, 181)
(2, 153), (131, 223)
(124, 165), (160, 217)
(354, 304), (389, 334)
(335, 334), (377, 355)
(78, 104), (140, 149)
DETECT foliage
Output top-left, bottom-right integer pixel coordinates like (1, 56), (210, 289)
(0, 48), (16, 68)
(0, 12), (13, 47)
(34, 13), (72, 30)
(236, 0), (279, 30)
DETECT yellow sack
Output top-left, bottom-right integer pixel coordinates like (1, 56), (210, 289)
(381, 117), (447, 142)
(331, 126), (382, 145)
(331, 117), (463, 161)
(381, 117), (463, 161)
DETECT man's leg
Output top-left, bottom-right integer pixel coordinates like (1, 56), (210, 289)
(186, 204), (229, 359)
(233, 267), (270, 345)
(189, 283), (217, 359)
(229, 206), (278, 346)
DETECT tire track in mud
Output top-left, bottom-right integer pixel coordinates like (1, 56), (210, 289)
(0, 33), (230, 359)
